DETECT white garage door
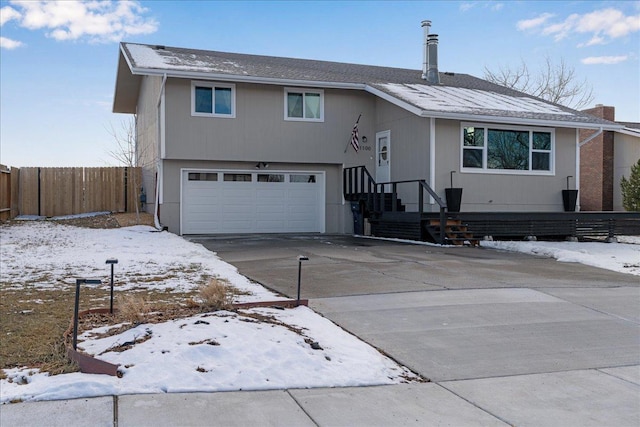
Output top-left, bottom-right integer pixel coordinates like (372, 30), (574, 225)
(182, 170), (324, 234)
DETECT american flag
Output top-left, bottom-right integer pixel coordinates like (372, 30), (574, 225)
(350, 116), (360, 152)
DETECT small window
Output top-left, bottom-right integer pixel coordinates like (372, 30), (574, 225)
(192, 81), (235, 118)
(223, 173), (252, 182)
(258, 174), (284, 182)
(188, 172), (218, 181)
(284, 88), (324, 122)
(290, 174), (316, 183)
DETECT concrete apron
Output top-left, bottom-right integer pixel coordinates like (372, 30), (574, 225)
(195, 234), (640, 425)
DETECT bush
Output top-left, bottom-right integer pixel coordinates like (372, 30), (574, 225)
(621, 159), (640, 211)
(117, 295), (152, 324)
(198, 278), (236, 311)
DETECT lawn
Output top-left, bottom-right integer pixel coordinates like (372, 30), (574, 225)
(0, 216), (421, 403)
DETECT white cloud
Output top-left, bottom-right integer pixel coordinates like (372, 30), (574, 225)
(524, 8), (640, 45)
(517, 12), (555, 31)
(459, 2), (474, 12)
(581, 55), (629, 65)
(3, 0), (157, 44)
(0, 36), (23, 49)
(0, 5), (21, 25)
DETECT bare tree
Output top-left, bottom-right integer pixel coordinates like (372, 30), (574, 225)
(107, 117), (143, 223)
(484, 55), (594, 110)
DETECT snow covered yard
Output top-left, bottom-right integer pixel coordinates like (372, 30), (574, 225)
(480, 235), (640, 276)
(1, 219), (638, 404)
(0, 220), (420, 404)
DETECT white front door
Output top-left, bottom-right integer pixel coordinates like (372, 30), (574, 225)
(376, 130), (391, 190)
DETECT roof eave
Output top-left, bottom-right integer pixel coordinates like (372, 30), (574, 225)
(113, 45), (141, 114)
(128, 66), (366, 90)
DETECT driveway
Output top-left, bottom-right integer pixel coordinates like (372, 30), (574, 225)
(190, 234), (640, 425)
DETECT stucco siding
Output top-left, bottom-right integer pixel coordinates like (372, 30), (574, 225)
(614, 133), (640, 211)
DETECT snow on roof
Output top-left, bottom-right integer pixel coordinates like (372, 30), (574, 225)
(379, 83), (572, 116)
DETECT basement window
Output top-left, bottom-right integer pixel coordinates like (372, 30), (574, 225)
(461, 123), (554, 174)
(284, 88), (324, 122)
(192, 81), (235, 118)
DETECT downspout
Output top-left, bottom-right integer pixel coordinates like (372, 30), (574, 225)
(429, 117), (435, 205)
(154, 74), (167, 230)
(579, 127), (603, 147)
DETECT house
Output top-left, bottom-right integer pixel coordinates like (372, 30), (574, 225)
(112, 21), (624, 238)
(579, 105), (640, 211)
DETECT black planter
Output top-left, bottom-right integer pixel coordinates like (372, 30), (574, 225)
(562, 189), (578, 212)
(445, 188), (463, 213)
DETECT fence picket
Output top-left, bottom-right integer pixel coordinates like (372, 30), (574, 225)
(0, 166), (141, 220)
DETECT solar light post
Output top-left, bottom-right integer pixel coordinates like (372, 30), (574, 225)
(106, 259), (118, 314)
(297, 256), (309, 306)
(73, 278), (102, 350)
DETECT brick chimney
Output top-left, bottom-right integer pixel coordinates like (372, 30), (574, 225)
(580, 105), (615, 211)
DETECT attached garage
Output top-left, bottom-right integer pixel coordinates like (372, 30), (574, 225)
(181, 169), (325, 234)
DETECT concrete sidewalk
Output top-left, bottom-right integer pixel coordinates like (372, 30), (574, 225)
(3, 235), (639, 426)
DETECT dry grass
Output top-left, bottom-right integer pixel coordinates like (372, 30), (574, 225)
(0, 286), (198, 375)
(197, 278), (236, 311)
(116, 294), (152, 324)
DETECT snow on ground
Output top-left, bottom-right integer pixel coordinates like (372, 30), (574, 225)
(480, 235), (640, 276)
(0, 221), (418, 403)
(2, 221), (638, 404)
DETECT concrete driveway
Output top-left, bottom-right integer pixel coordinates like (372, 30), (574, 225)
(191, 234), (640, 426)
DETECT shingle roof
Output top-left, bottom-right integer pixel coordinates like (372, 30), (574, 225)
(116, 42), (620, 129)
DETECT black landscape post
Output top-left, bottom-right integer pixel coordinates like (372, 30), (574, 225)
(297, 256), (309, 306)
(73, 278), (102, 350)
(106, 259), (118, 314)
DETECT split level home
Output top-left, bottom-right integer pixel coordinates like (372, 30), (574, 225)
(112, 21), (633, 242)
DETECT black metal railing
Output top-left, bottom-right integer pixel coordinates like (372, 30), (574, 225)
(344, 166), (449, 244)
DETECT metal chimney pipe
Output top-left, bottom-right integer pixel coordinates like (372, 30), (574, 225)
(421, 20), (431, 80)
(427, 34), (440, 84)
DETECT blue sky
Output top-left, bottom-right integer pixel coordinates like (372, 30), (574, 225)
(1, 0), (639, 167)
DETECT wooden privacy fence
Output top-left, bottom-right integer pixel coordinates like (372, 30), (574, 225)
(0, 166), (142, 219)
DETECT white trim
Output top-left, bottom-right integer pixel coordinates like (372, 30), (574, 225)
(283, 87), (324, 122)
(617, 127), (640, 137)
(365, 85), (424, 116)
(191, 81), (236, 118)
(460, 122), (556, 176)
(159, 74), (166, 159)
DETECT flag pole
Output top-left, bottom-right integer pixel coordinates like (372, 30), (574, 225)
(344, 113), (362, 153)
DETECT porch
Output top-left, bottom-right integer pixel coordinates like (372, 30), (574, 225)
(343, 166), (640, 244)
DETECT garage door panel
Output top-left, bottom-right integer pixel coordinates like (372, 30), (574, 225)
(183, 170), (323, 234)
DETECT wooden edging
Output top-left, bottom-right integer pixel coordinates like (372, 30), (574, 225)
(64, 300), (308, 376)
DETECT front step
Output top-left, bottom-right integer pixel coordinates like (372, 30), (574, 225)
(427, 219), (479, 246)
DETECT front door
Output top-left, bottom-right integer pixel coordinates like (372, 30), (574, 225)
(376, 130), (391, 190)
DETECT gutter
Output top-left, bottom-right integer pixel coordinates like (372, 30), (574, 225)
(154, 73), (167, 230)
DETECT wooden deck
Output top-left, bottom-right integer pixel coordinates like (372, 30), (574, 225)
(369, 211), (640, 244)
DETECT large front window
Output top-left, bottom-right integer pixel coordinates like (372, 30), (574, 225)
(462, 124), (553, 174)
(191, 81), (235, 117)
(284, 88), (324, 121)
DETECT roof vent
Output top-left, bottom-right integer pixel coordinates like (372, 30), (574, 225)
(426, 34), (440, 84)
(154, 45), (166, 50)
(421, 20), (431, 80)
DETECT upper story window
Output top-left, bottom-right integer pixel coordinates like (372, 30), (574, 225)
(461, 123), (554, 174)
(191, 81), (235, 118)
(284, 88), (324, 122)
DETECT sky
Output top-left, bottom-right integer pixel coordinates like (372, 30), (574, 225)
(1, 219), (638, 403)
(0, 0), (639, 167)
